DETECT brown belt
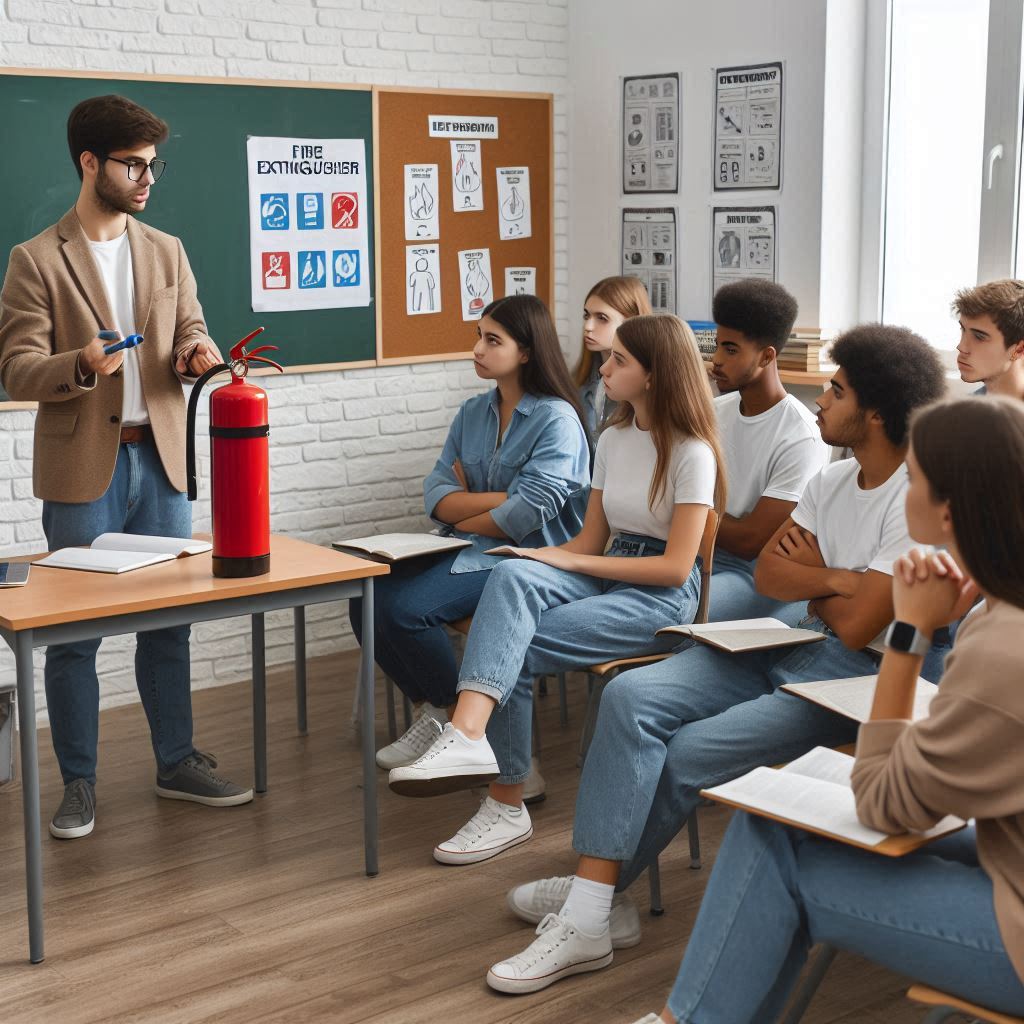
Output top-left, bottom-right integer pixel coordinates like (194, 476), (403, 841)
(119, 424), (151, 445)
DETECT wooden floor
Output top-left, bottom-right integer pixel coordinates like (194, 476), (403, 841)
(0, 652), (929, 1024)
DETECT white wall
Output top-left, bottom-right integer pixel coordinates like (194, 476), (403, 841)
(0, 0), (571, 717)
(567, 0), (828, 329)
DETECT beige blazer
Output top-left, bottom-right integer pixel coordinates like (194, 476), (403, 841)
(0, 208), (213, 503)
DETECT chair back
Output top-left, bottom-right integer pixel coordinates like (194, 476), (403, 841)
(694, 509), (719, 626)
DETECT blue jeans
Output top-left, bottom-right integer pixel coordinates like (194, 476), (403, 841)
(708, 550), (807, 625)
(348, 550), (490, 708)
(41, 437), (194, 785)
(458, 534), (701, 784)
(665, 815), (1024, 1022)
(572, 618), (950, 880)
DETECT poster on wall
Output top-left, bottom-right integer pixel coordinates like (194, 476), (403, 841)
(458, 248), (493, 320)
(622, 72), (680, 194)
(713, 61), (783, 190)
(712, 206), (777, 301)
(621, 207), (677, 313)
(504, 266), (537, 296)
(450, 140), (485, 212)
(404, 164), (439, 240)
(406, 244), (441, 316)
(496, 167), (532, 240)
(247, 136), (370, 313)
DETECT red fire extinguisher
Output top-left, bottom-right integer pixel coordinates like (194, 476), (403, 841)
(186, 327), (283, 578)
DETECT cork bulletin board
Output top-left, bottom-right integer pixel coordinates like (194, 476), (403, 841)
(374, 87), (553, 364)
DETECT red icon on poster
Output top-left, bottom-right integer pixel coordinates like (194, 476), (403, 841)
(262, 251), (290, 290)
(332, 192), (359, 229)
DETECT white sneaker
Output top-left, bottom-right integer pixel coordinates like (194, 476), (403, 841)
(629, 1015), (663, 1023)
(433, 796), (533, 865)
(486, 912), (613, 994)
(388, 722), (499, 797)
(523, 756), (546, 805)
(506, 875), (642, 949)
(375, 704), (447, 770)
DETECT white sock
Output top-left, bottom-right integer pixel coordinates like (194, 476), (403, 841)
(561, 875), (614, 935)
(452, 725), (489, 745)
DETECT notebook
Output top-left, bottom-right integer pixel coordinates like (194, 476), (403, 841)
(655, 617), (826, 653)
(0, 562), (31, 587)
(332, 533), (472, 563)
(781, 675), (938, 724)
(36, 533), (212, 574)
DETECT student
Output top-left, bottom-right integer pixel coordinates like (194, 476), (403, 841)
(630, 396), (1024, 1024)
(573, 276), (652, 442)
(954, 279), (1024, 398)
(389, 315), (726, 868)
(708, 278), (829, 622)
(349, 294), (589, 775)
(490, 324), (948, 994)
(0, 95), (250, 841)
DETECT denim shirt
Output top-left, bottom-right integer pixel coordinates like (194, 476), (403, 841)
(423, 390), (590, 573)
(578, 359), (617, 445)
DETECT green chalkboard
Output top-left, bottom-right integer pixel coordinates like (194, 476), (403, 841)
(0, 72), (375, 402)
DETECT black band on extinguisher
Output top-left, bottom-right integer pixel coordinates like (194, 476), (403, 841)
(209, 425), (270, 439)
(185, 362), (231, 502)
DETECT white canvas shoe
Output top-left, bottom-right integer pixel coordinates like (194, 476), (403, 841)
(486, 912), (613, 994)
(375, 704), (448, 770)
(506, 875), (642, 948)
(388, 722), (499, 797)
(433, 796), (533, 865)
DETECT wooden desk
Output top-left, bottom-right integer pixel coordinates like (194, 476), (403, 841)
(0, 534), (388, 964)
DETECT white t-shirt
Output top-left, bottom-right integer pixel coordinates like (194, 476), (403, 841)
(791, 458), (910, 576)
(592, 418), (717, 541)
(715, 392), (829, 519)
(89, 231), (148, 426)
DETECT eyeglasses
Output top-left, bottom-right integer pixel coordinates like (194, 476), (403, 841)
(99, 154), (167, 183)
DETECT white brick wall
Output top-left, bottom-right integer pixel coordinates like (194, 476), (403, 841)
(0, 0), (571, 720)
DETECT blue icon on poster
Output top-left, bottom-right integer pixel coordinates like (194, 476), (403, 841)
(297, 193), (323, 231)
(333, 250), (360, 287)
(298, 251), (327, 289)
(260, 193), (289, 230)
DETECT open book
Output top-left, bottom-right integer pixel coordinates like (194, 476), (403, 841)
(781, 675), (938, 724)
(36, 533), (212, 574)
(332, 533), (471, 563)
(702, 746), (963, 850)
(655, 617), (826, 654)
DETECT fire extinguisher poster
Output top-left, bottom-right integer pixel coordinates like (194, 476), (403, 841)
(450, 140), (484, 212)
(404, 164), (439, 241)
(246, 135), (371, 313)
(712, 206), (777, 305)
(458, 248), (493, 321)
(713, 62), (783, 191)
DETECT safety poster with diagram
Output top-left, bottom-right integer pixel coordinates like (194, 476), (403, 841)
(712, 206), (777, 301)
(621, 207), (677, 313)
(622, 73), (680, 194)
(713, 62), (783, 191)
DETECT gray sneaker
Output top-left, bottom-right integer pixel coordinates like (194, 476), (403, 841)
(155, 751), (253, 807)
(49, 779), (96, 839)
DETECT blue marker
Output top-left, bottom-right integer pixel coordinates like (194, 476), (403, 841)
(102, 333), (144, 355)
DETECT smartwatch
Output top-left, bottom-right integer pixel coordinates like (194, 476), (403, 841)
(884, 620), (932, 656)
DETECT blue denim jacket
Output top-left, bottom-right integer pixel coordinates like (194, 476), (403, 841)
(423, 390), (590, 573)
(578, 360), (617, 444)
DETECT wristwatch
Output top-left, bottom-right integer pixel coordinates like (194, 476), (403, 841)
(884, 620), (932, 656)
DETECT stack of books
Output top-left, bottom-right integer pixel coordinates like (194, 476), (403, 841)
(779, 335), (825, 372)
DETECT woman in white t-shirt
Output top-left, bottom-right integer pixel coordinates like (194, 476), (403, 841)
(387, 314), (726, 866)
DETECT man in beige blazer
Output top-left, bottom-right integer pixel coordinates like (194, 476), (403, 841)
(0, 94), (252, 840)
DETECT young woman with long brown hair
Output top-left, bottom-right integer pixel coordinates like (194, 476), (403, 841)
(387, 315), (726, 867)
(573, 276), (653, 441)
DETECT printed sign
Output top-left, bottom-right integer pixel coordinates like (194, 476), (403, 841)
(714, 62), (783, 190)
(428, 114), (499, 139)
(504, 266), (536, 296)
(406, 244), (441, 315)
(496, 167), (532, 240)
(458, 248), (493, 320)
(451, 140), (484, 212)
(623, 73), (680, 193)
(621, 207), (677, 313)
(712, 206), (777, 301)
(404, 164), (440, 241)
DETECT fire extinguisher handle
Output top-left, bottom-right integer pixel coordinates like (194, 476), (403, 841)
(186, 362), (231, 501)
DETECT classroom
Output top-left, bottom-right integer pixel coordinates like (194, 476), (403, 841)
(1, 1), (1023, 1022)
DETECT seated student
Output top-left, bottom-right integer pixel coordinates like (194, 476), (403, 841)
(489, 324), (949, 994)
(630, 396), (1024, 1024)
(954, 279), (1024, 398)
(573, 276), (652, 442)
(388, 315), (726, 868)
(349, 294), (589, 773)
(708, 278), (829, 622)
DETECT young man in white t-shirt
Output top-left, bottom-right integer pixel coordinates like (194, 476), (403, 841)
(709, 279), (829, 621)
(490, 324), (949, 993)
(953, 279), (1024, 399)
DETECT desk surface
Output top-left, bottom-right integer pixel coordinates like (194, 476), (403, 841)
(0, 534), (388, 632)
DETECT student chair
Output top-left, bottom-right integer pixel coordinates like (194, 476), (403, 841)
(907, 984), (1024, 1024)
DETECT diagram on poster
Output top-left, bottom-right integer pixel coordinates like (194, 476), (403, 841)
(404, 164), (439, 240)
(622, 73), (680, 194)
(712, 206), (777, 301)
(451, 140), (484, 212)
(247, 136), (370, 313)
(458, 248), (493, 320)
(504, 267), (537, 296)
(496, 167), (532, 240)
(714, 62), (783, 190)
(406, 244), (441, 316)
(621, 207), (677, 313)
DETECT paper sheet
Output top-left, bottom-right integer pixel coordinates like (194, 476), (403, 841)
(782, 676), (938, 724)
(404, 163), (439, 240)
(458, 248), (493, 320)
(406, 244), (441, 316)
(712, 206), (776, 303)
(623, 72), (680, 193)
(496, 167), (532, 239)
(451, 140), (484, 212)
(714, 62), (782, 190)
(504, 267), (537, 296)
(622, 207), (677, 313)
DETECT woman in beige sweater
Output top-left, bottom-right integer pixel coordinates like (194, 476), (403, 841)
(628, 395), (1024, 1024)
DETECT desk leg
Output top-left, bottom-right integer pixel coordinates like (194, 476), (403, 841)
(252, 613), (267, 794)
(16, 630), (44, 963)
(294, 607), (308, 736)
(360, 578), (378, 877)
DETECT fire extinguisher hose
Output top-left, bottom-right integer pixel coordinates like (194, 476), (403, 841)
(185, 362), (230, 501)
